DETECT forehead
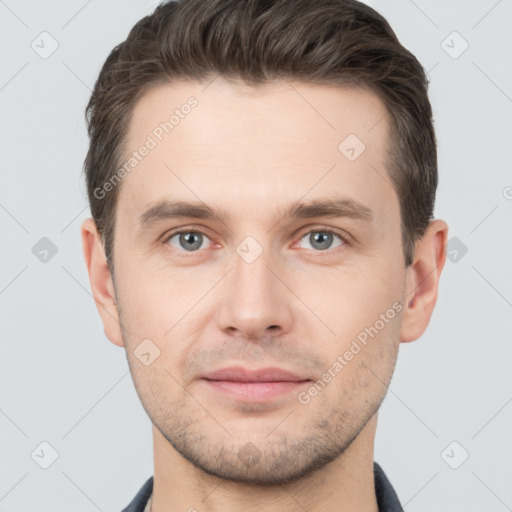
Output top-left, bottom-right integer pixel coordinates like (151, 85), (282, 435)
(119, 77), (395, 229)
(127, 78), (389, 155)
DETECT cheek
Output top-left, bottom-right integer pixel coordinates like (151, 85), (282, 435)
(318, 313), (401, 412)
(308, 261), (404, 338)
(115, 258), (191, 332)
(116, 268), (210, 374)
(311, 265), (404, 390)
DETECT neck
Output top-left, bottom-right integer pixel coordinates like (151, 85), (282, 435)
(151, 414), (380, 512)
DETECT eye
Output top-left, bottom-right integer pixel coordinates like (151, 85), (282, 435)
(162, 228), (347, 254)
(296, 229), (345, 251)
(166, 230), (211, 252)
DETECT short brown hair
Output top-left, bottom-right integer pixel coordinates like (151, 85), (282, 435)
(83, 0), (437, 269)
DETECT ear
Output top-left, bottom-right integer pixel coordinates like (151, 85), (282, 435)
(400, 219), (448, 343)
(81, 218), (125, 347)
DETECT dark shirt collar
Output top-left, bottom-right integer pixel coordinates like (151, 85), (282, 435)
(121, 461), (403, 512)
(373, 461), (404, 511)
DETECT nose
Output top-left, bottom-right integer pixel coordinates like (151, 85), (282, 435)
(215, 244), (294, 341)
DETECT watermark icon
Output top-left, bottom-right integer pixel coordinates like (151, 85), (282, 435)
(441, 31), (469, 60)
(31, 31), (59, 59)
(298, 301), (403, 405)
(445, 236), (468, 263)
(32, 237), (58, 263)
(236, 236), (264, 264)
(134, 338), (161, 366)
(31, 441), (59, 469)
(93, 97), (198, 200)
(338, 133), (366, 162)
(441, 441), (469, 469)
(237, 441), (262, 467)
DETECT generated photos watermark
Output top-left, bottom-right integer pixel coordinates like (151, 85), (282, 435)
(93, 96), (198, 200)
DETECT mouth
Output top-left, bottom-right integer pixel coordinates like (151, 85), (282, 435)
(200, 366), (312, 402)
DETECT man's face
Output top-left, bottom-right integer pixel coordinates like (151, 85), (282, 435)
(110, 78), (407, 484)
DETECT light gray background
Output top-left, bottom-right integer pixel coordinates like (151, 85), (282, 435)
(1, 1), (511, 511)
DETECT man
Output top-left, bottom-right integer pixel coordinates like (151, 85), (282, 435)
(81, 0), (447, 510)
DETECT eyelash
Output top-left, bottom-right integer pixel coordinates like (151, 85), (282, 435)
(161, 227), (349, 256)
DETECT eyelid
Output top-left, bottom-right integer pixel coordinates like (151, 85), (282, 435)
(160, 225), (214, 243)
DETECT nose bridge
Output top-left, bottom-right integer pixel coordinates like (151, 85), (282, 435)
(216, 235), (293, 337)
(233, 242), (274, 303)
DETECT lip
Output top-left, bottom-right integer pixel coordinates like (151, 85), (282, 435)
(201, 366), (309, 382)
(200, 366), (312, 402)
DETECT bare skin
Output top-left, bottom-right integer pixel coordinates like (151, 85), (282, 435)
(82, 77), (447, 512)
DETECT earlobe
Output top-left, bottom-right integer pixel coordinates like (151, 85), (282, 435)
(400, 219), (448, 343)
(81, 218), (125, 347)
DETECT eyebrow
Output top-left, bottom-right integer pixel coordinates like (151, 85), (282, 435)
(138, 197), (374, 230)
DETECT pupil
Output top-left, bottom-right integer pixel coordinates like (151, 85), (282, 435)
(181, 232), (202, 251)
(311, 232), (332, 250)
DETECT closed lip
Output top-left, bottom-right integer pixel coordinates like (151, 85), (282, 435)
(201, 366), (311, 383)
